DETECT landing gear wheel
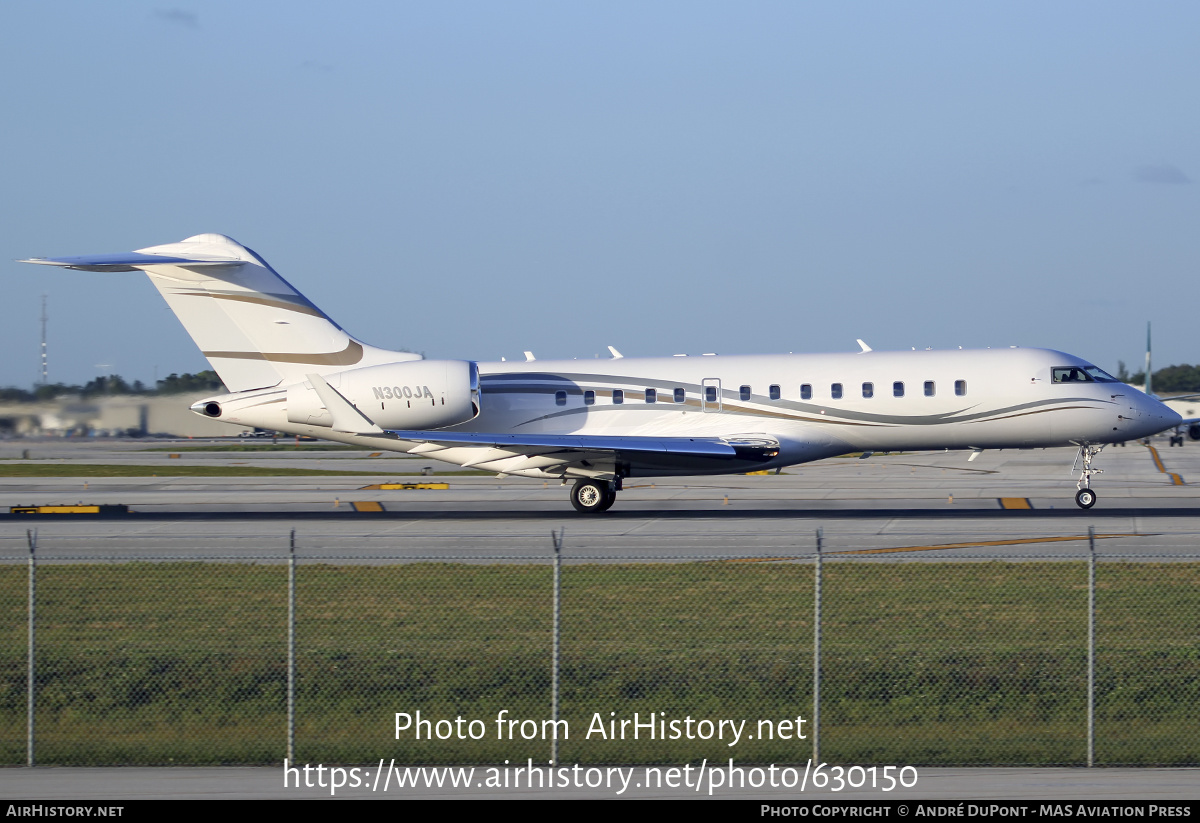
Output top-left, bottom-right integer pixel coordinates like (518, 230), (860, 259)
(570, 479), (613, 514)
(1072, 445), (1103, 511)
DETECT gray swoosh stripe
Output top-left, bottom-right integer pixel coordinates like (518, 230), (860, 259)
(483, 371), (1111, 427)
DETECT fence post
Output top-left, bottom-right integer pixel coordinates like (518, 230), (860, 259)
(550, 529), (563, 765)
(26, 529), (36, 768)
(288, 529), (296, 764)
(813, 527), (822, 766)
(1087, 525), (1095, 768)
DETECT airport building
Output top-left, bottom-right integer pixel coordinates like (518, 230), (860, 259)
(0, 393), (251, 438)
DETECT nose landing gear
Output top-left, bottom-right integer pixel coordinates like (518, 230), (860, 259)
(1072, 445), (1104, 509)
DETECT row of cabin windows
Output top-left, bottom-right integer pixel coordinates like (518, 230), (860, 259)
(554, 380), (967, 406)
(556, 388), (687, 405)
(816, 380), (966, 400)
(722, 380), (967, 401)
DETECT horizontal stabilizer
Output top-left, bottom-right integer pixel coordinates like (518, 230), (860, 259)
(20, 233), (417, 392)
(20, 252), (243, 272)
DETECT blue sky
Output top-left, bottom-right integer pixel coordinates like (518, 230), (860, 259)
(2, 1), (1196, 387)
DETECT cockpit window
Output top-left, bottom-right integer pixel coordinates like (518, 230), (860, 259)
(1053, 366), (1120, 384)
(1052, 367), (1092, 383)
(1084, 366), (1119, 383)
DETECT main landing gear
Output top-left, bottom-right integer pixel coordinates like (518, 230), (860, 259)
(1072, 445), (1103, 509)
(569, 478), (618, 514)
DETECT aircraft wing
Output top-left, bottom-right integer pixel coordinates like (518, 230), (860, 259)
(1160, 395), (1200, 428)
(385, 430), (781, 475)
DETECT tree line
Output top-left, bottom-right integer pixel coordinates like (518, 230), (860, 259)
(0, 371), (227, 403)
(1117, 362), (1200, 393)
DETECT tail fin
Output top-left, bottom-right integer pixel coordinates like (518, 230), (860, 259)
(22, 233), (417, 391)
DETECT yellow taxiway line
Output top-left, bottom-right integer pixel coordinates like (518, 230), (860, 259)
(723, 533), (1149, 561)
(1146, 444), (1185, 485)
(835, 533), (1148, 555)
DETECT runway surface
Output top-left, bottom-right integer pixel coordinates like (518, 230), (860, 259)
(4, 438), (1198, 800)
(1, 436), (1198, 560)
(2, 765), (1197, 800)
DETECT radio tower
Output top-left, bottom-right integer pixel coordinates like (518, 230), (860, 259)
(39, 294), (48, 385)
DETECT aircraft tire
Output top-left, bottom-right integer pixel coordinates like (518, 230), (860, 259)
(570, 479), (612, 514)
(1075, 488), (1097, 509)
(1189, 423), (1200, 441)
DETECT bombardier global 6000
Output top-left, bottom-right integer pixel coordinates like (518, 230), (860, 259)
(23, 234), (1181, 512)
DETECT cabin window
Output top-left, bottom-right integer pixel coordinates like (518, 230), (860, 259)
(831, 383), (843, 399)
(801, 384), (812, 400)
(893, 381), (904, 398)
(705, 386), (717, 403)
(584, 390), (595, 405)
(769, 384), (781, 400)
(674, 387), (685, 403)
(645, 388), (656, 403)
(862, 382), (874, 399)
(924, 381), (935, 397)
(555, 390), (567, 406)
(955, 380), (967, 397)
(612, 389), (624, 404)
(740, 385), (752, 401)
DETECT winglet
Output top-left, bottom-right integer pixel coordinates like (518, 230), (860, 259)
(305, 373), (384, 434)
(608, 346), (624, 359)
(856, 339), (873, 353)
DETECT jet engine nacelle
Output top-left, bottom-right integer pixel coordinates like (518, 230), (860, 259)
(286, 360), (479, 431)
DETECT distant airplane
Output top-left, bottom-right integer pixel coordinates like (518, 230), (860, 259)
(1137, 321), (1200, 447)
(22, 234), (1181, 512)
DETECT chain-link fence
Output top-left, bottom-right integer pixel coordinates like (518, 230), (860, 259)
(2, 528), (1197, 767)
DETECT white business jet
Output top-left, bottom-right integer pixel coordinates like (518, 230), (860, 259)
(22, 234), (1180, 513)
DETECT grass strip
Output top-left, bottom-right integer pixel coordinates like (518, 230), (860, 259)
(0, 562), (1194, 765)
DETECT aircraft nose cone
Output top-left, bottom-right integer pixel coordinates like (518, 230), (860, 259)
(1134, 394), (1181, 436)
